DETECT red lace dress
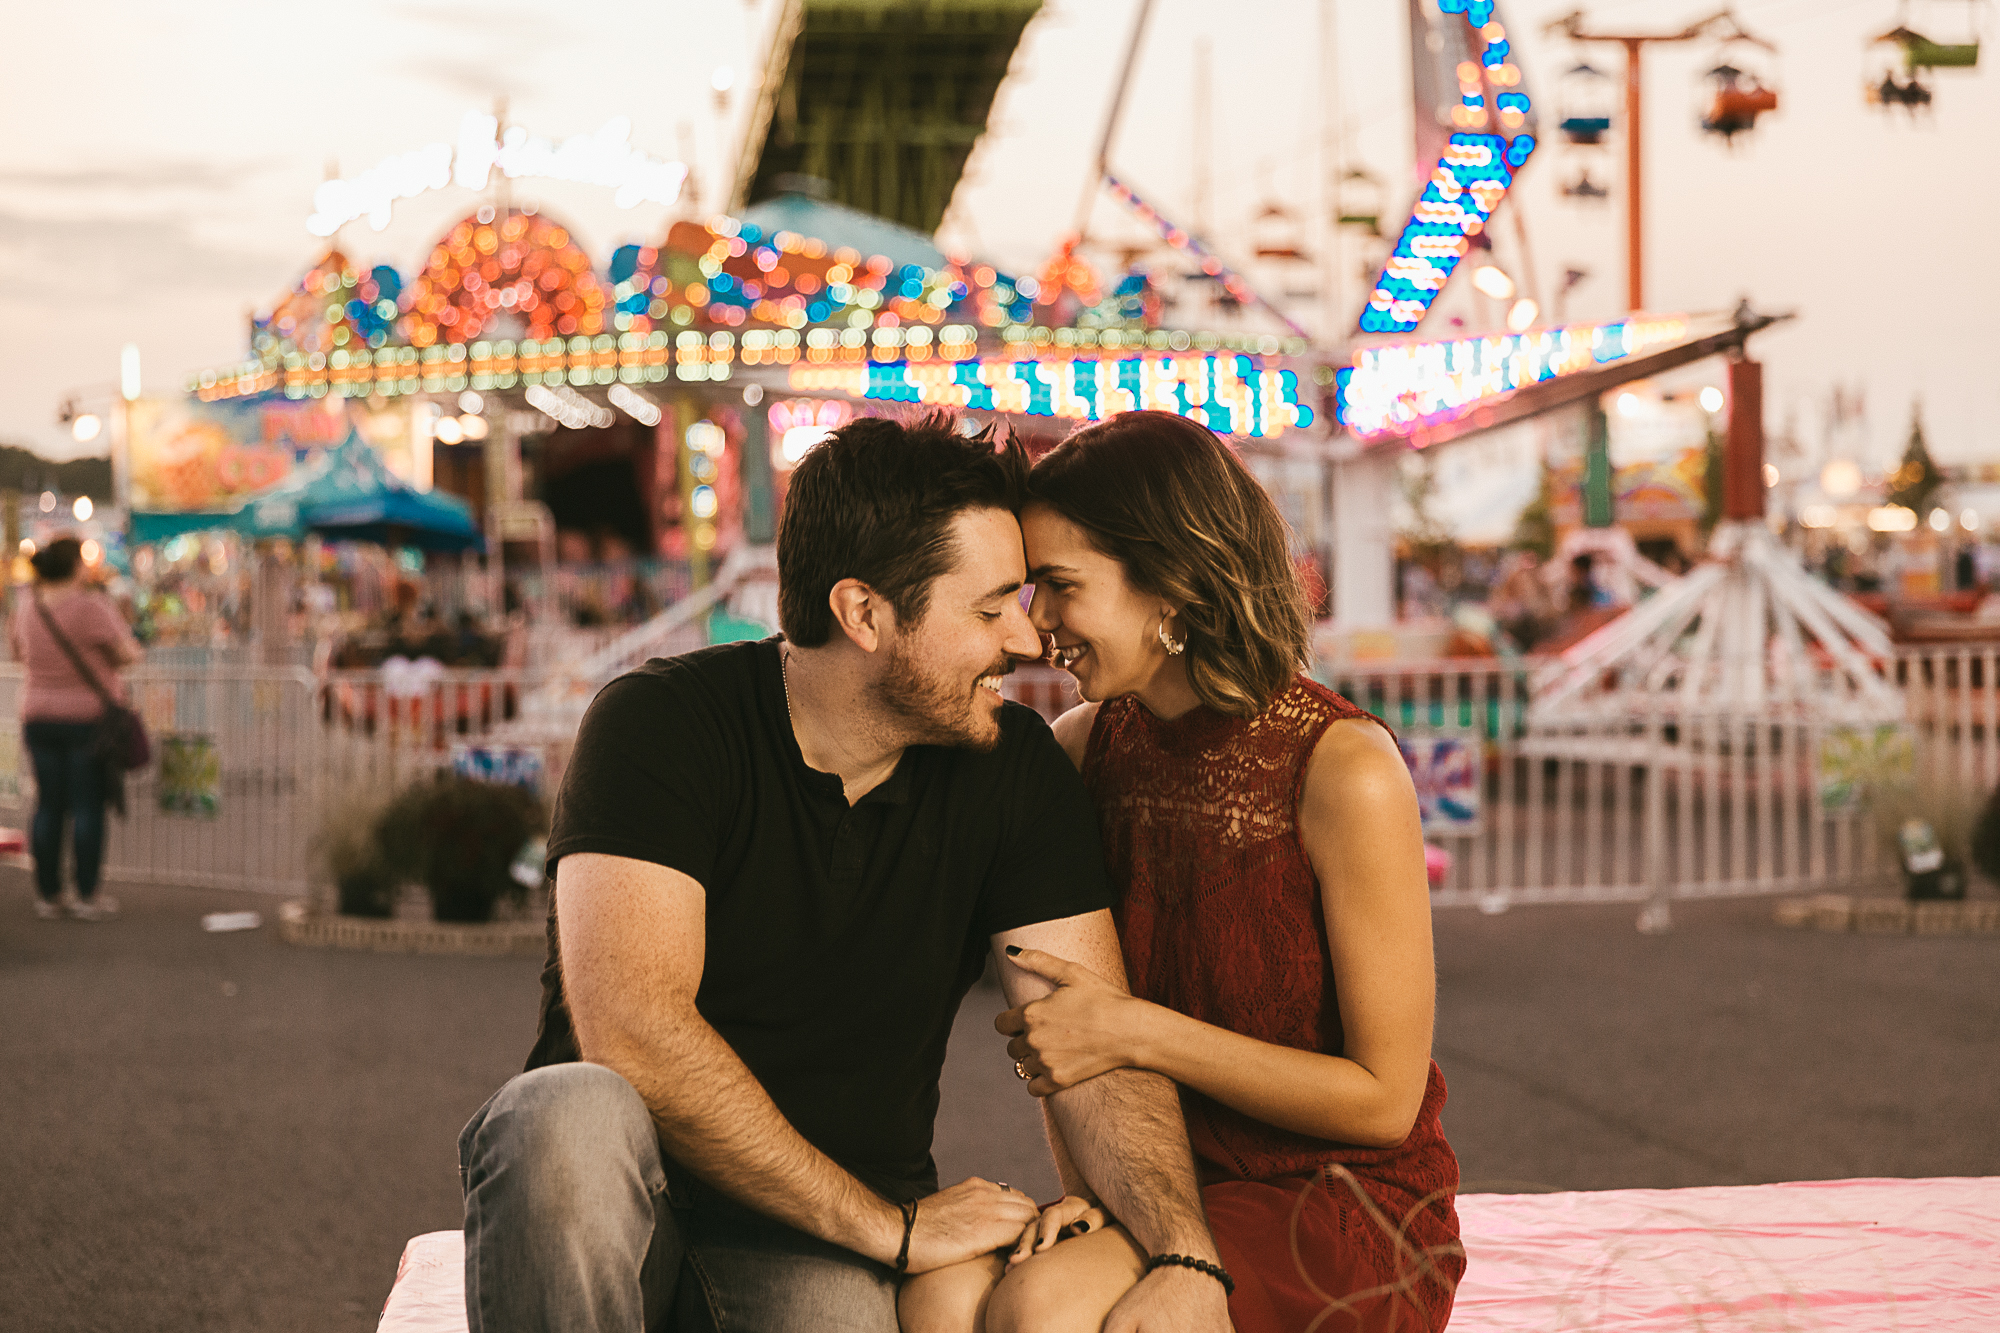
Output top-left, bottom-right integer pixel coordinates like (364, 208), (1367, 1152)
(1084, 676), (1465, 1332)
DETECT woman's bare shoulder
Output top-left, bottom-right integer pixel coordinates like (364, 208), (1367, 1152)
(1049, 701), (1101, 772)
(1303, 715), (1414, 815)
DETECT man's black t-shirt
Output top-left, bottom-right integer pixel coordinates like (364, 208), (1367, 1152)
(530, 637), (1111, 1202)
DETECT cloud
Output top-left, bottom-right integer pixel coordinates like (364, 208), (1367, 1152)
(401, 56), (535, 104)
(0, 210), (297, 302)
(0, 160), (280, 194)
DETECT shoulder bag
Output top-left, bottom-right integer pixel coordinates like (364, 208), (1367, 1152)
(32, 589), (152, 772)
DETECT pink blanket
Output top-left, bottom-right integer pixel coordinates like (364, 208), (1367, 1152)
(380, 1176), (2000, 1331)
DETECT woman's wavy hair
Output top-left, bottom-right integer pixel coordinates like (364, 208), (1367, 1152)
(1028, 411), (1311, 718)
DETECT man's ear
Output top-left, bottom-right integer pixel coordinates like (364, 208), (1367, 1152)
(828, 579), (887, 653)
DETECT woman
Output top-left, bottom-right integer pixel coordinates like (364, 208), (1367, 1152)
(900, 412), (1462, 1333)
(10, 536), (141, 921)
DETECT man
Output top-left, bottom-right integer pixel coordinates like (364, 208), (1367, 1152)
(459, 413), (1231, 1333)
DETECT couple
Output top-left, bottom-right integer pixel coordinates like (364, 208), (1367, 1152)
(459, 410), (1463, 1333)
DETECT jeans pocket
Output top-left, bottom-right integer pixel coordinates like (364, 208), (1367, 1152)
(660, 1158), (696, 1208)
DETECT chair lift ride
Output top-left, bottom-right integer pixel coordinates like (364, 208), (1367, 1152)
(1556, 60), (1616, 202)
(1700, 31), (1781, 143)
(1866, 0), (1984, 112)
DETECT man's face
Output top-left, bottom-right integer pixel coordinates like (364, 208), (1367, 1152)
(872, 507), (1042, 751)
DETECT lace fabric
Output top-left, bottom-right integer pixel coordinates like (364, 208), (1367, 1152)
(1085, 675), (1463, 1329)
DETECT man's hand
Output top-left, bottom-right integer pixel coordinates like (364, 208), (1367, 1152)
(903, 1177), (1040, 1274)
(996, 947), (1148, 1096)
(1103, 1264), (1234, 1333)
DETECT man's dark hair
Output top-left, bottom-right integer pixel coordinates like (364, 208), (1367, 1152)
(777, 411), (1028, 647)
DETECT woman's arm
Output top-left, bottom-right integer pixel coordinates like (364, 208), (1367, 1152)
(92, 595), (143, 667)
(1002, 718), (1438, 1149)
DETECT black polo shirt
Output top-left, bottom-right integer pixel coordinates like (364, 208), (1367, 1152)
(530, 637), (1110, 1201)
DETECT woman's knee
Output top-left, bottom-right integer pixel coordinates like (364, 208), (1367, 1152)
(898, 1254), (1003, 1333)
(983, 1230), (1146, 1333)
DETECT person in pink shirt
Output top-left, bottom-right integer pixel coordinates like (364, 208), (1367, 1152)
(8, 536), (141, 920)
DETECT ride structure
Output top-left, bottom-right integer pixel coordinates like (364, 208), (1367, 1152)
(1867, 0), (1986, 112)
(1544, 8), (1780, 311)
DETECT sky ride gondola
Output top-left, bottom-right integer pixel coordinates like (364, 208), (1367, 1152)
(1700, 43), (1781, 143)
(1336, 167), (1384, 236)
(1556, 61), (1617, 144)
(1866, 1), (1984, 112)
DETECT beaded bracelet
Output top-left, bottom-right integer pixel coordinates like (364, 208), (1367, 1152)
(894, 1199), (919, 1274)
(1145, 1252), (1236, 1295)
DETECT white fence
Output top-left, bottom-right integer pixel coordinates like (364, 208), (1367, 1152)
(1315, 651), (1989, 912)
(3, 645), (1993, 909)
(0, 666), (327, 894)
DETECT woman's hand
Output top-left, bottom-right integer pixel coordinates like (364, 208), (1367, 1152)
(1008, 1194), (1109, 1266)
(994, 947), (1151, 1096)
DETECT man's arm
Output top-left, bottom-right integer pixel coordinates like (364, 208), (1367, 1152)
(560, 852), (1035, 1271)
(991, 910), (1230, 1328)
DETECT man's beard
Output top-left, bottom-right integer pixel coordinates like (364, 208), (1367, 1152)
(873, 636), (1009, 752)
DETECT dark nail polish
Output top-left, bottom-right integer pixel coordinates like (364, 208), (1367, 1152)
(1076, 1219), (1091, 1232)
(1005, 945), (1021, 957)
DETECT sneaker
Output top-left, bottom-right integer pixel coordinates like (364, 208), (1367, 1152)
(33, 897), (61, 920)
(68, 895), (120, 922)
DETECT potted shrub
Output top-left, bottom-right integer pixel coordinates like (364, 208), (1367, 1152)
(378, 774), (546, 923)
(311, 787), (398, 918)
(1874, 775), (1976, 901)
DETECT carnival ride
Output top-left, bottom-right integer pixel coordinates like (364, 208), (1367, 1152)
(1867, 0), (1985, 111)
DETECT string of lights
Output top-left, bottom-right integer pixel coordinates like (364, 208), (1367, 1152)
(1360, 0), (1538, 335)
(1335, 315), (1689, 441)
(788, 353), (1312, 439)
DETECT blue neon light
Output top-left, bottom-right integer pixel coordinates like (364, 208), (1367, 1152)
(1360, 0), (1537, 335)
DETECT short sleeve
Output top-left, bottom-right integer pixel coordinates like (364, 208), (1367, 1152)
(87, 595), (137, 655)
(976, 706), (1114, 937)
(545, 666), (732, 887)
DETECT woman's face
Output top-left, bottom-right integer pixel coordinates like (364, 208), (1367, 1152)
(1021, 503), (1177, 703)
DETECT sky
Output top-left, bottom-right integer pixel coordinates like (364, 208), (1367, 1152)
(3, 0), (1995, 477)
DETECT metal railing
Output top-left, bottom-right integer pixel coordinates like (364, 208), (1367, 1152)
(1316, 654), (1965, 911)
(4, 643), (1993, 907)
(0, 666), (328, 894)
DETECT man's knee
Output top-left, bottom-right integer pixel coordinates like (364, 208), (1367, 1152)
(462, 1063), (662, 1211)
(695, 1243), (899, 1333)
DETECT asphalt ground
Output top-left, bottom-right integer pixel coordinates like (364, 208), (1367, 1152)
(2, 875), (1995, 1332)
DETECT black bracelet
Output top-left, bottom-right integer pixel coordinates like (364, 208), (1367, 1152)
(894, 1199), (918, 1274)
(1145, 1252), (1235, 1296)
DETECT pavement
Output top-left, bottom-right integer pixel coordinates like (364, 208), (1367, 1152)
(2, 874), (1995, 1332)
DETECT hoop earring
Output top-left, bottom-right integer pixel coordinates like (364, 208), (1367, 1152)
(1157, 615), (1185, 656)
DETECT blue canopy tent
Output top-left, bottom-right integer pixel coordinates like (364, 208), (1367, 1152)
(127, 432), (481, 553)
(292, 434), (482, 552)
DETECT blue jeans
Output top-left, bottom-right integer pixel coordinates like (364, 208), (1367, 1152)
(459, 1063), (900, 1333)
(24, 720), (107, 902)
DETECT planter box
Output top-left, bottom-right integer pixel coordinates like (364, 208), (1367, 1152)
(277, 900), (545, 955)
(1775, 894), (2000, 936)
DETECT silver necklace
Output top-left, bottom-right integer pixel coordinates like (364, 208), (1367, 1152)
(780, 645), (794, 719)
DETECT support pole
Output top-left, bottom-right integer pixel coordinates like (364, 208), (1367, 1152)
(1638, 702), (1672, 934)
(740, 395), (776, 545)
(1331, 450), (1397, 629)
(1623, 37), (1644, 312)
(1583, 400), (1615, 529)
(1723, 357), (1766, 522)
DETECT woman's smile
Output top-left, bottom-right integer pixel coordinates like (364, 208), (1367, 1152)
(1050, 641), (1090, 670)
